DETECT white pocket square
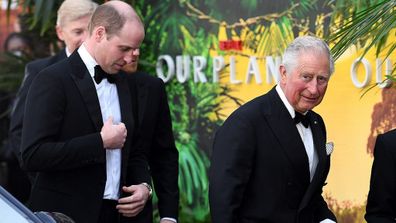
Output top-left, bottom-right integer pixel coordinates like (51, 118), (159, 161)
(325, 142), (334, 155)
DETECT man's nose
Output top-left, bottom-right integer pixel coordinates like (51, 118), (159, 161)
(124, 50), (137, 64)
(307, 80), (319, 94)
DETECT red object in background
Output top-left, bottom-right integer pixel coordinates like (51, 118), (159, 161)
(0, 4), (21, 52)
(219, 40), (243, 51)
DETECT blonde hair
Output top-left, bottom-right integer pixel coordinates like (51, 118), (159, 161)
(56, 0), (98, 27)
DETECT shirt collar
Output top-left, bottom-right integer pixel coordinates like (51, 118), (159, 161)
(65, 47), (71, 57)
(77, 43), (98, 78)
(275, 85), (308, 118)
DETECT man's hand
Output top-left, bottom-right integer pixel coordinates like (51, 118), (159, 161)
(100, 116), (127, 149)
(116, 184), (150, 217)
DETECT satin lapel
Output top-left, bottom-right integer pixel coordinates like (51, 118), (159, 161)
(298, 112), (326, 211)
(263, 89), (310, 182)
(68, 52), (103, 131)
(115, 73), (134, 183)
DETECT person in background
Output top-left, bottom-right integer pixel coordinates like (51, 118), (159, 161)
(3, 32), (33, 58)
(122, 55), (179, 223)
(209, 36), (337, 223)
(8, 0), (97, 186)
(21, 1), (178, 222)
(365, 129), (396, 222)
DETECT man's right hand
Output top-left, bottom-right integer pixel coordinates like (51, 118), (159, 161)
(100, 116), (127, 149)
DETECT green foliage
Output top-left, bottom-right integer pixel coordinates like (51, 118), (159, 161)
(328, 0), (396, 60)
(0, 53), (27, 92)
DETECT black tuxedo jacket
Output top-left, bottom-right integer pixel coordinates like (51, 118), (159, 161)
(209, 87), (336, 223)
(9, 50), (67, 159)
(365, 129), (396, 223)
(21, 51), (178, 222)
(128, 72), (179, 220)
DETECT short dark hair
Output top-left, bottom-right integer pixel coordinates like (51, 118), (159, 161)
(88, 4), (126, 39)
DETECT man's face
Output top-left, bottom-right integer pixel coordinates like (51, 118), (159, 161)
(96, 21), (144, 74)
(280, 52), (330, 113)
(56, 15), (91, 54)
(6, 38), (32, 57)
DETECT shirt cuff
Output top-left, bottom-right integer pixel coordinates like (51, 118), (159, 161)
(320, 219), (336, 223)
(161, 217), (177, 223)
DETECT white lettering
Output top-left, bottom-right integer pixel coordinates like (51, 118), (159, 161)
(351, 58), (371, 88)
(245, 56), (262, 84)
(156, 55), (175, 83)
(193, 56), (207, 83)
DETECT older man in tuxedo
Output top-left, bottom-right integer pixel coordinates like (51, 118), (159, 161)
(21, 1), (178, 223)
(209, 36), (337, 223)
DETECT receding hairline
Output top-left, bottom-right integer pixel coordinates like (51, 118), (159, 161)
(88, 1), (144, 36)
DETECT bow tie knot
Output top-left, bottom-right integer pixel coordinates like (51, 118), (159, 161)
(294, 112), (310, 128)
(94, 65), (115, 84)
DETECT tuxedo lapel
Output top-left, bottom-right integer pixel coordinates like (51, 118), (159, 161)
(68, 52), (103, 131)
(115, 73), (135, 183)
(263, 88), (310, 183)
(298, 112), (327, 211)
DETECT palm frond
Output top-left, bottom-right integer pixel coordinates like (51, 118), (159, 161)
(328, 0), (396, 60)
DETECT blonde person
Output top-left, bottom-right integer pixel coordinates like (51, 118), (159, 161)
(9, 0), (97, 177)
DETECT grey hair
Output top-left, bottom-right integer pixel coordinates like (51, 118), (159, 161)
(282, 36), (334, 75)
(56, 0), (98, 27)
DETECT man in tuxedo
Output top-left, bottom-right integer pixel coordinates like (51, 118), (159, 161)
(209, 36), (337, 223)
(21, 1), (178, 223)
(9, 0), (97, 171)
(365, 129), (396, 222)
(123, 64), (179, 222)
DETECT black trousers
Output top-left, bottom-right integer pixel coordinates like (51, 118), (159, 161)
(98, 199), (119, 223)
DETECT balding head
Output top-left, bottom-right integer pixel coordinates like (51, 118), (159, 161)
(84, 1), (145, 74)
(88, 0), (143, 40)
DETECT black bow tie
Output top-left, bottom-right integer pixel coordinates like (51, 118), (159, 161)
(94, 65), (116, 84)
(294, 112), (310, 128)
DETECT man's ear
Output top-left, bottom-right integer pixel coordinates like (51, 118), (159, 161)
(55, 25), (64, 41)
(279, 64), (287, 83)
(94, 26), (106, 42)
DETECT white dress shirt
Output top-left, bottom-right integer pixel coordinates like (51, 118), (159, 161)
(78, 44), (122, 200)
(275, 85), (335, 223)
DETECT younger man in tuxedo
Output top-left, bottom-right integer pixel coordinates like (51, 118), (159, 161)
(21, 1), (178, 223)
(209, 36), (337, 223)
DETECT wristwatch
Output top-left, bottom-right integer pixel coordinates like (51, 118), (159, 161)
(141, 182), (153, 199)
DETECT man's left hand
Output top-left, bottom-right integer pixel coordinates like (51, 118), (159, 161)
(116, 184), (150, 217)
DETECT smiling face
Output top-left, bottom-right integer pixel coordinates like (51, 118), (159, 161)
(94, 21), (144, 74)
(279, 51), (330, 113)
(56, 15), (91, 54)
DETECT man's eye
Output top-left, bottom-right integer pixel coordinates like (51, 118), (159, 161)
(317, 76), (329, 84)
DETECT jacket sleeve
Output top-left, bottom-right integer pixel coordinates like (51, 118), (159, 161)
(20, 70), (105, 172)
(9, 64), (37, 161)
(149, 79), (179, 219)
(209, 112), (255, 223)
